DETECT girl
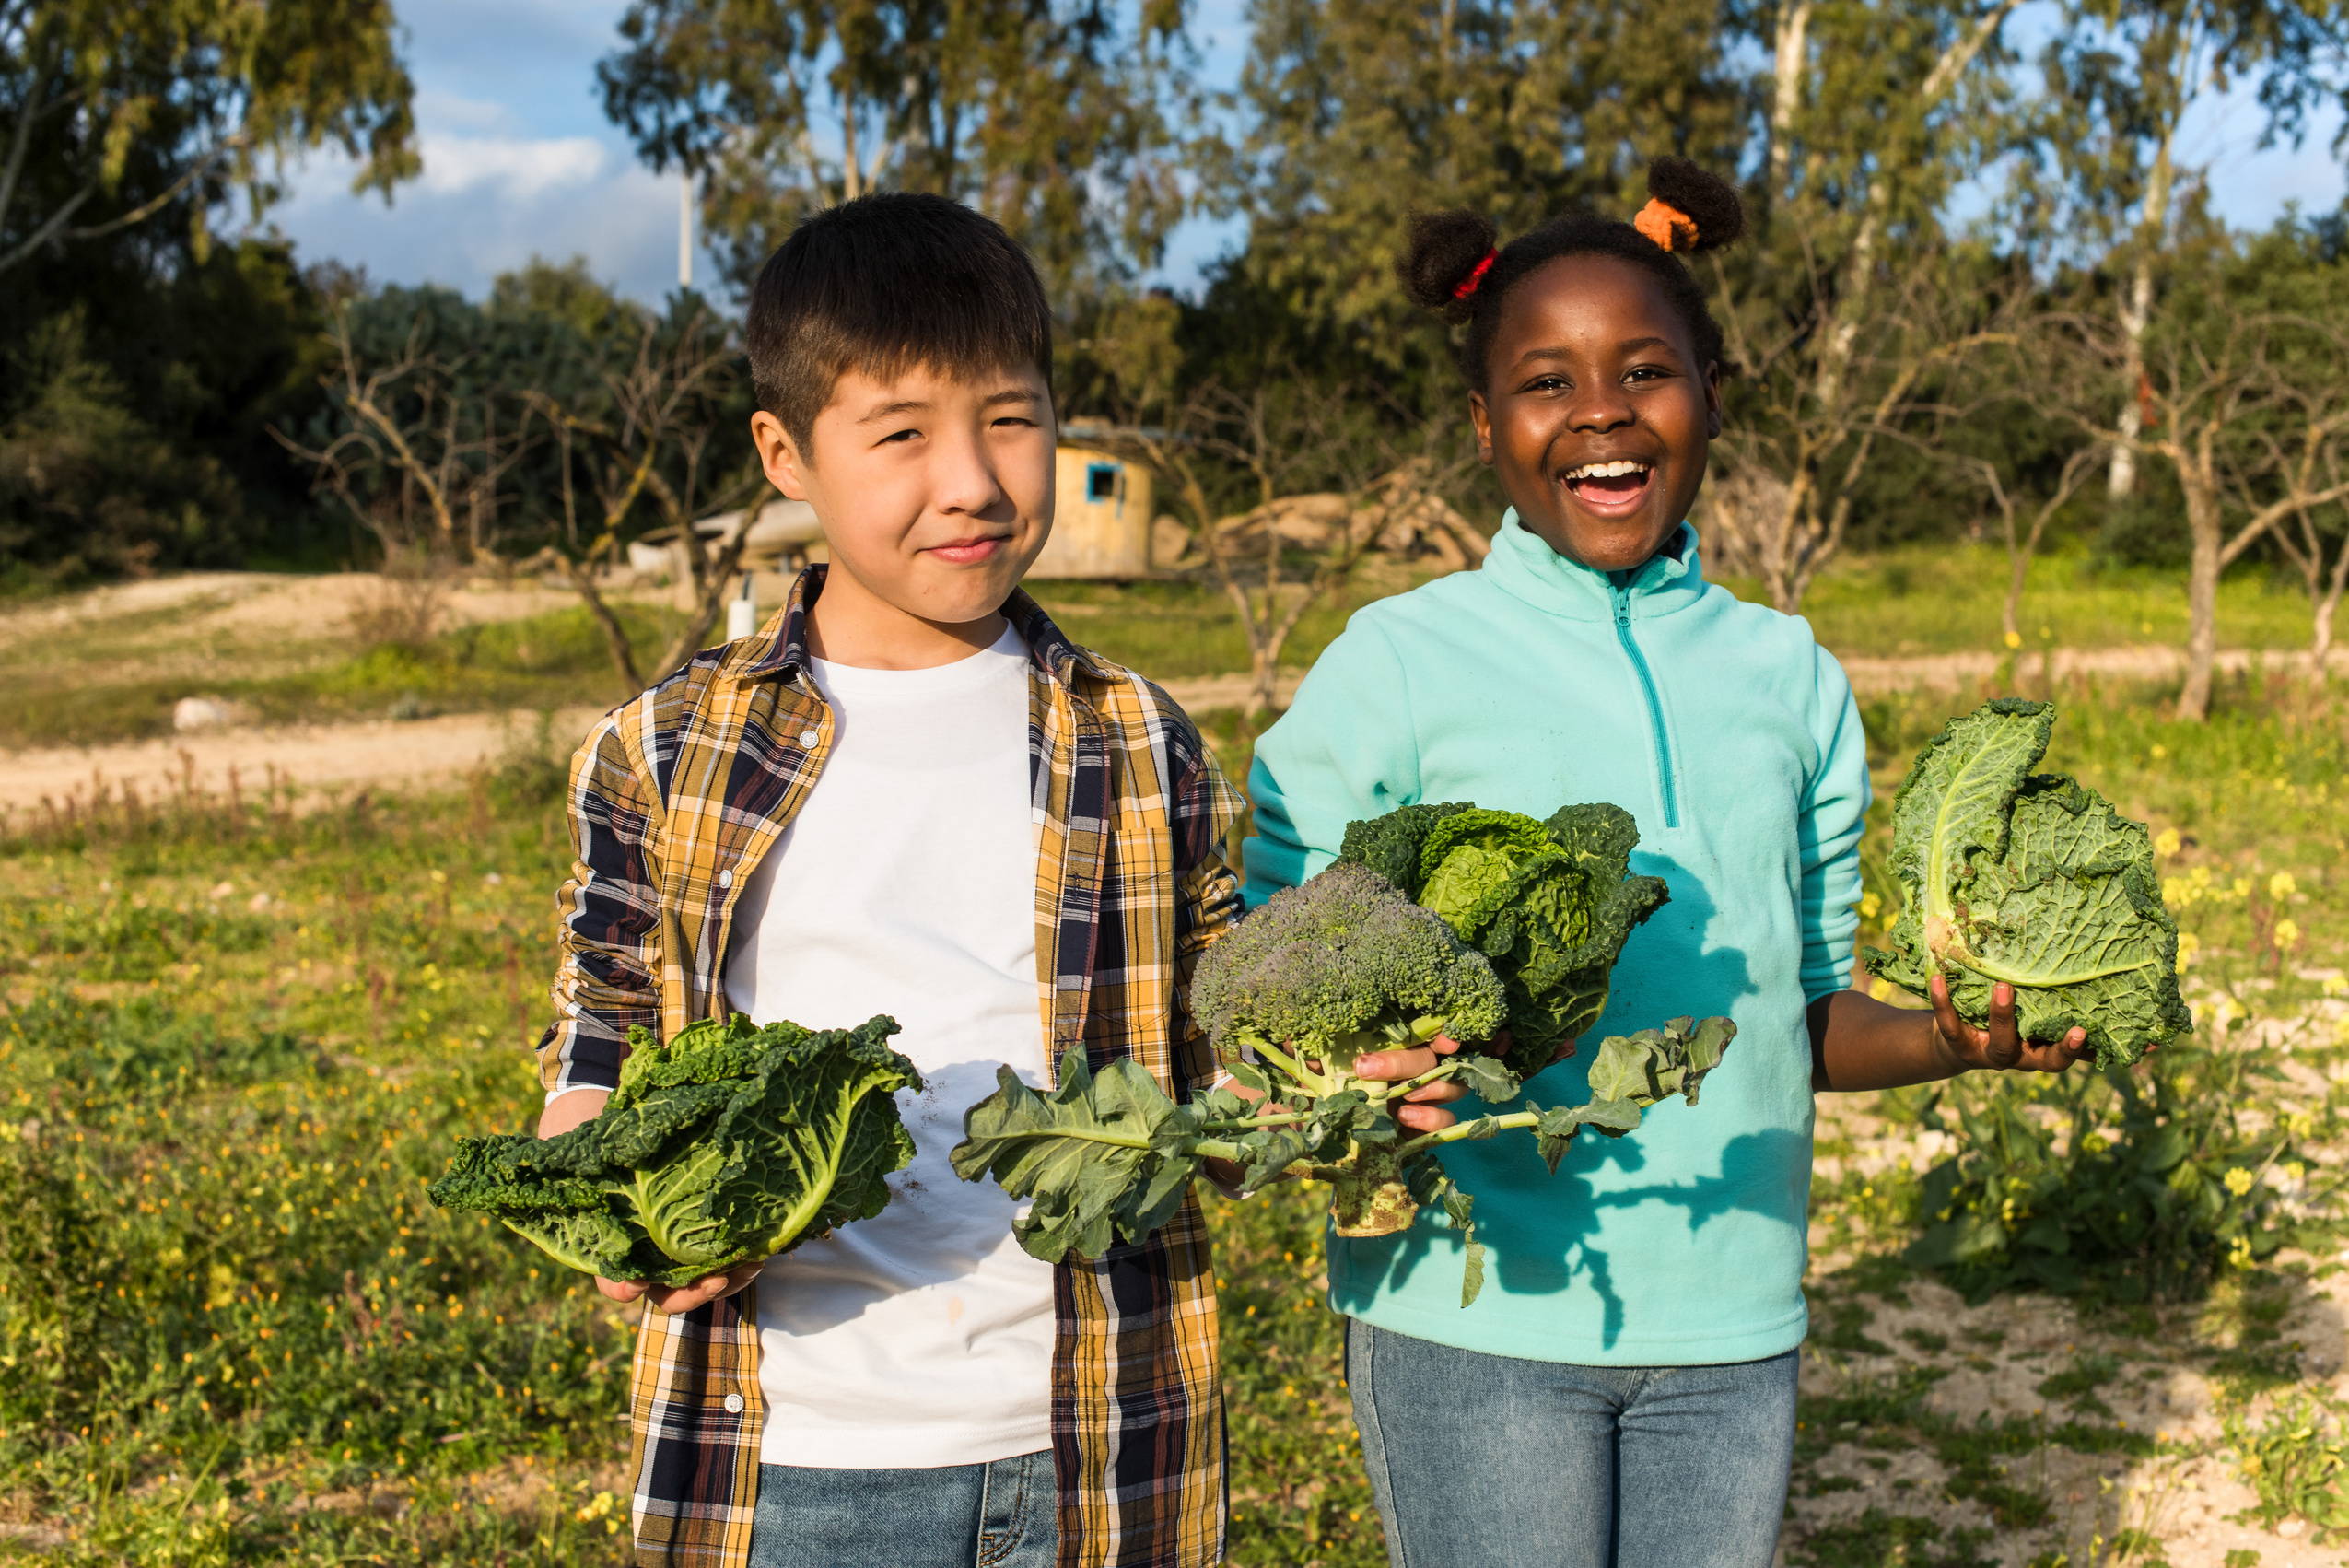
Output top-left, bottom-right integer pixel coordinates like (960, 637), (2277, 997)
(1240, 158), (2091, 1568)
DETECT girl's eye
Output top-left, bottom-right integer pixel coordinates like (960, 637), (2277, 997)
(1527, 375), (1570, 394)
(1624, 366), (1669, 384)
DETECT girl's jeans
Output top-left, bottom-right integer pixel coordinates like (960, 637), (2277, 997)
(1347, 1318), (1798, 1568)
(747, 1448), (1057, 1568)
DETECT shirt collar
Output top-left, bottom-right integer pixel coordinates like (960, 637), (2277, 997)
(731, 564), (1117, 688)
(1481, 509), (1709, 621)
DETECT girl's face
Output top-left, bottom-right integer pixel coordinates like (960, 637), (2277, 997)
(1468, 253), (1722, 574)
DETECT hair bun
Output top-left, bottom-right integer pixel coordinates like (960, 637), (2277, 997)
(1399, 210), (1501, 322)
(1644, 158), (1745, 252)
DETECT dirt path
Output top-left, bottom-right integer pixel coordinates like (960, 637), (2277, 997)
(0, 707), (611, 817)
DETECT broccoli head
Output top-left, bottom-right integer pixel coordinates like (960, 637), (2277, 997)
(1193, 861), (1507, 1065)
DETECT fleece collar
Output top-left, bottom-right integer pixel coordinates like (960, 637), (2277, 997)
(1480, 509), (1712, 622)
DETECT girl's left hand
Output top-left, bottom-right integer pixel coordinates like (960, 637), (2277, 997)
(1928, 973), (2091, 1074)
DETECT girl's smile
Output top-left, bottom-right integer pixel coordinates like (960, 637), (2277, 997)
(1468, 253), (1723, 573)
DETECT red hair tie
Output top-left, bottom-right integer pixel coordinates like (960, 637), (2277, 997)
(1633, 198), (1698, 252)
(1452, 250), (1496, 300)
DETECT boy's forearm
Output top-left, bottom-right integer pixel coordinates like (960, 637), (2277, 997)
(539, 1087), (610, 1138)
(1806, 989), (1963, 1093)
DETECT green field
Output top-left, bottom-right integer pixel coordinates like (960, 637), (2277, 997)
(1, 569), (2346, 1563)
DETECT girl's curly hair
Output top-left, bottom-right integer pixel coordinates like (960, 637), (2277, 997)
(1399, 158), (1747, 390)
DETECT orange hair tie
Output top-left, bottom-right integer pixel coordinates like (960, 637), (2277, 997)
(1632, 198), (1698, 252)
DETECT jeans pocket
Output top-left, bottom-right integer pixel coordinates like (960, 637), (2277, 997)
(976, 1450), (1053, 1568)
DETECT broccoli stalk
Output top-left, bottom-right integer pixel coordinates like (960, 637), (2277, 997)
(953, 855), (1737, 1305)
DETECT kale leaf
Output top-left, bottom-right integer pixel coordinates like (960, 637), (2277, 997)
(428, 1013), (920, 1285)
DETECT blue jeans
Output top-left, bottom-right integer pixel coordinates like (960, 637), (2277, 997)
(1347, 1319), (1796, 1568)
(746, 1449), (1058, 1568)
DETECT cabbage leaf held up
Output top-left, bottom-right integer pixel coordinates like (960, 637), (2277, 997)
(1337, 802), (1670, 1076)
(428, 1013), (920, 1285)
(953, 827), (1730, 1306)
(1863, 699), (2191, 1067)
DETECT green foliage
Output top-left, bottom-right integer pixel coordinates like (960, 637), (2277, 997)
(1337, 801), (1670, 1076)
(956, 848), (1727, 1306)
(1897, 1034), (2328, 1301)
(1865, 699), (2191, 1065)
(2224, 1394), (2349, 1541)
(430, 1014), (920, 1286)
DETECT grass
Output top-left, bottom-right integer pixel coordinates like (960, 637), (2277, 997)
(1, 539), (2337, 753)
(2, 561), (2346, 1564)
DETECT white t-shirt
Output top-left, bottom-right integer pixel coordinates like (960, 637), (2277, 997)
(720, 625), (1056, 1470)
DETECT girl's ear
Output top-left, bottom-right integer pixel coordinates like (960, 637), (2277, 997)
(1467, 390), (1496, 466)
(1703, 362), (1723, 441)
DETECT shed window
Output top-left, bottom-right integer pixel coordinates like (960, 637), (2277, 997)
(1085, 462), (1120, 502)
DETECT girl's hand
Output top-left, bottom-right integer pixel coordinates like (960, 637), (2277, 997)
(1353, 1035), (1473, 1133)
(598, 1258), (766, 1316)
(1928, 973), (2090, 1074)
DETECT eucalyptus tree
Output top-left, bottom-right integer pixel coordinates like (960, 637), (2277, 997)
(596, 0), (1198, 290)
(2032, 0), (2349, 497)
(0, 0), (415, 277)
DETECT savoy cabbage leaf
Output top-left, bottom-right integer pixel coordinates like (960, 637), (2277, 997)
(429, 1013), (920, 1285)
(1338, 801), (1669, 1074)
(1863, 699), (2191, 1066)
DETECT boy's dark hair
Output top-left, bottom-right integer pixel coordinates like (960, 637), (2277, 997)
(745, 192), (1052, 456)
(1398, 158), (1747, 391)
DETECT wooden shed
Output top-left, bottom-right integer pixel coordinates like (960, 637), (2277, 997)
(1031, 442), (1153, 579)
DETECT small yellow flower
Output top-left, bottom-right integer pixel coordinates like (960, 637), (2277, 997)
(2154, 828), (2180, 856)
(2152, 743), (2168, 759)
(2284, 1162), (2306, 1185)
(2322, 974), (2349, 999)
(2269, 871), (2297, 900)
(2176, 932), (2200, 969)
(2228, 1235), (2253, 1269)
(2224, 1167), (2255, 1197)
(2004, 630), (2023, 649)
(1858, 892), (1882, 920)
(2233, 876), (2253, 899)
(2273, 918), (2300, 951)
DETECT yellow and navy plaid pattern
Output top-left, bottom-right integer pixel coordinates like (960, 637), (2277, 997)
(535, 567), (1245, 1568)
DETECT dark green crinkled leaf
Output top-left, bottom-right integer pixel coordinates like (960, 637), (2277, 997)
(1862, 700), (2191, 1067)
(1338, 801), (1669, 1075)
(428, 1013), (921, 1285)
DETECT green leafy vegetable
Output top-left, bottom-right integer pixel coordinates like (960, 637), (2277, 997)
(952, 850), (1730, 1305)
(1863, 698), (2191, 1067)
(429, 1013), (920, 1285)
(1338, 802), (1670, 1075)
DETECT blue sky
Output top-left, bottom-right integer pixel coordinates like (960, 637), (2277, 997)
(266, 0), (2345, 306)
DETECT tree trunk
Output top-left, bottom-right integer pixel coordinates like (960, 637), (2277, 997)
(2176, 474), (2222, 721)
(2003, 548), (2028, 646)
(2107, 133), (2172, 498)
(1768, 0), (1810, 193)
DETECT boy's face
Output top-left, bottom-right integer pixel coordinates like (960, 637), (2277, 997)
(1468, 253), (1722, 575)
(754, 360), (1055, 630)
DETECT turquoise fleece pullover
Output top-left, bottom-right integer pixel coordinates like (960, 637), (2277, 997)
(1242, 513), (1871, 1365)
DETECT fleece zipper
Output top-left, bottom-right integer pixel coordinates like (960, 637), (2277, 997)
(1610, 577), (1679, 829)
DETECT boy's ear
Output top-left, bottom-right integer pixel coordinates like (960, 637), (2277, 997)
(751, 410), (811, 500)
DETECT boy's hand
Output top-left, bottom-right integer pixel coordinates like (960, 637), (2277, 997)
(1928, 973), (2091, 1074)
(598, 1260), (767, 1316)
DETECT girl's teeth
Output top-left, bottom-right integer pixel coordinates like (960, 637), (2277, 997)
(1568, 461), (1652, 479)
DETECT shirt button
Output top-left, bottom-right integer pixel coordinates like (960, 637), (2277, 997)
(799, 729), (820, 747)
(723, 1392), (745, 1414)
(718, 869), (733, 889)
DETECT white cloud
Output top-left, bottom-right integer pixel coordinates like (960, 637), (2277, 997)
(414, 132), (608, 198)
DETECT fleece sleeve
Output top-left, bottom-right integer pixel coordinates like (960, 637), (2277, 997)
(1796, 646), (1874, 1003)
(1241, 620), (1425, 907)
(535, 707), (666, 1098)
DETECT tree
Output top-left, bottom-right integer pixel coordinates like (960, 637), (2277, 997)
(2033, 0), (2349, 497)
(1709, 0), (2028, 612)
(595, 0), (1197, 290)
(0, 0), (415, 277)
(2051, 252), (2349, 718)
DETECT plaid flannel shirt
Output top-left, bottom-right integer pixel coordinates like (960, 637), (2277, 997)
(534, 566), (1245, 1568)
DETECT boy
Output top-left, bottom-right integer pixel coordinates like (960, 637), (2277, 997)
(533, 193), (1244, 1568)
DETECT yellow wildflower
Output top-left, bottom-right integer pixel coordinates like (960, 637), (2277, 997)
(2273, 918), (2300, 951)
(2322, 974), (2349, 999)
(2154, 828), (2180, 857)
(2176, 932), (2200, 969)
(2224, 1167), (2255, 1197)
(2269, 871), (2297, 900)
(2152, 743), (2168, 759)
(2004, 631), (2022, 649)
